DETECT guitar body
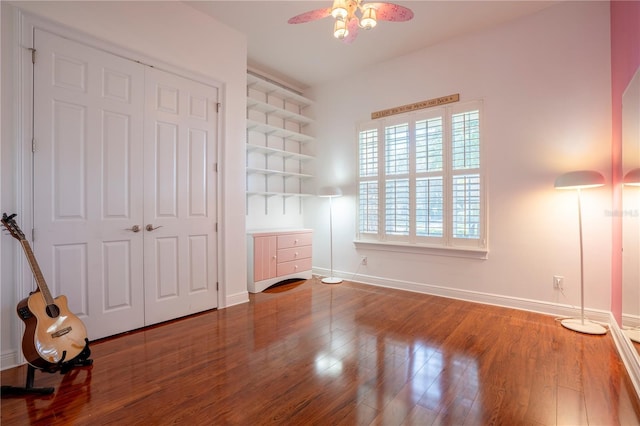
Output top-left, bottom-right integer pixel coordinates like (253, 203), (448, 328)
(17, 292), (88, 370)
(3, 213), (90, 371)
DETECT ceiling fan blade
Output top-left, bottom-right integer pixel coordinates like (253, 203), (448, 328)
(342, 18), (360, 44)
(369, 2), (414, 22)
(288, 7), (332, 24)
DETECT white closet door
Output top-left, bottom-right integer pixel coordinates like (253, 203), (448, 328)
(143, 67), (219, 325)
(33, 29), (146, 340)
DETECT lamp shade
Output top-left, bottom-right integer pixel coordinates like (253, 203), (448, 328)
(554, 170), (605, 190)
(624, 168), (640, 186)
(319, 186), (343, 197)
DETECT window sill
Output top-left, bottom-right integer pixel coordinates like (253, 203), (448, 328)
(353, 240), (489, 260)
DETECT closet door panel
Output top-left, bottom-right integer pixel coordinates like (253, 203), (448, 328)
(188, 129), (208, 216)
(33, 29), (145, 340)
(52, 101), (86, 219)
(103, 111), (133, 218)
(143, 67), (219, 326)
(154, 121), (179, 217)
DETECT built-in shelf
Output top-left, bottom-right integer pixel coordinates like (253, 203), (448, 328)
(246, 72), (315, 214)
(246, 144), (314, 162)
(247, 98), (314, 126)
(246, 119), (314, 144)
(246, 191), (314, 197)
(247, 167), (313, 180)
(247, 73), (313, 108)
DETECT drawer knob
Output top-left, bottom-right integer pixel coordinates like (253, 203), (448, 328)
(294, 239), (299, 244)
(272, 255), (277, 260)
(294, 252), (298, 257)
(294, 265), (298, 269)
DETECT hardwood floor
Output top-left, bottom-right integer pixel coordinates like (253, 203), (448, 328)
(2, 278), (640, 425)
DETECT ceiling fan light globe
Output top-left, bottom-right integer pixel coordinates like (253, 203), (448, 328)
(361, 5), (377, 29)
(334, 19), (349, 39)
(331, 0), (349, 19)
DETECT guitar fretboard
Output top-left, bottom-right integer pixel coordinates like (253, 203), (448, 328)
(20, 240), (55, 306)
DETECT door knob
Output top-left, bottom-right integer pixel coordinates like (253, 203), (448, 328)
(128, 225), (141, 233)
(146, 224), (163, 232)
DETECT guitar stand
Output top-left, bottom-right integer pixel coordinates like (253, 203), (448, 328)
(1, 339), (92, 397)
(1, 365), (55, 396)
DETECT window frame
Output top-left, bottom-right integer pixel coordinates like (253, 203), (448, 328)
(355, 100), (487, 255)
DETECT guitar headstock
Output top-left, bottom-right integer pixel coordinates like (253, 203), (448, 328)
(1, 213), (26, 241)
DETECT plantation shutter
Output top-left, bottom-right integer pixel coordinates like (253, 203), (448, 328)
(384, 123), (410, 236)
(416, 116), (444, 238)
(359, 127), (379, 234)
(451, 110), (481, 239)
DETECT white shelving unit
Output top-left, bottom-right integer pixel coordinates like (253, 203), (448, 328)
(246, 72), (314, 214)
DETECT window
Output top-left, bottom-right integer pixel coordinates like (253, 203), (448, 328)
(357, 101), (486, 251)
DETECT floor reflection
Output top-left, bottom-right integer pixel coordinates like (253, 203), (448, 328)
(22, 366), (92, 425)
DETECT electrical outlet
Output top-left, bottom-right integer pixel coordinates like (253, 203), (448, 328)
(361, 256), (368, 266)
(553, 275), (564, 290)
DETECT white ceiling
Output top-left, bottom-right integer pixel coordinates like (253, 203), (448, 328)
(187, 1), (558, 90)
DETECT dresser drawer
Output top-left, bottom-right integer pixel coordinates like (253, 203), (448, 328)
(277, 246), (312, 263)
(277, 258), (312, 277)
(277, 232), (312, 249)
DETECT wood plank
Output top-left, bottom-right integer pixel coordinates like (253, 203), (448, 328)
(2, 278), (639, 425)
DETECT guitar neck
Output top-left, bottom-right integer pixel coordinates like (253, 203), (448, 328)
(20, 240), (55, 306)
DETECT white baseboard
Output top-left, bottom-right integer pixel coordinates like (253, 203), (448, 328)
(610, 315), (640, 399)
(314, 267), (611, 322)
(1, 350), (20, 371)
(622, 312), (640, 328)
(224, 291), (249, 308)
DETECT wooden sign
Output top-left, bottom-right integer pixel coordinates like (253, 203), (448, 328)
(371, 94), (460, 119)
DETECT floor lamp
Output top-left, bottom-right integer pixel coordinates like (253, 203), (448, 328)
(554, 170), (606, 335)
(319, 186), (342, 284)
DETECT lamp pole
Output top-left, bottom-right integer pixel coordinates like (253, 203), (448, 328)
(329, 195), (335, 278)
(319, 186), (342, 284)
(554, 170), (606, 335)
(577, 188), (585, 326)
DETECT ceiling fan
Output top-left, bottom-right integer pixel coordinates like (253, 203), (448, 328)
(287, 0), (414, 44)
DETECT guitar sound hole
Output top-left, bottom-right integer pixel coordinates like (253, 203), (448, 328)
(46, 304), (60, 318)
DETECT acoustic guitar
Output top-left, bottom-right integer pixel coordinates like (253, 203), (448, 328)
(1, 213), (88, 370)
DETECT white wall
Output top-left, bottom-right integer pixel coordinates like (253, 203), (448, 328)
(1, 1), (248, 369)
(1, 2), (21, 370)
(305, 1), (613, 315)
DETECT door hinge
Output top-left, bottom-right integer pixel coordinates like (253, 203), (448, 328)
(32, 228), (35, 242)
(215, 223), (218, 232)
(32, 138), (36, 153)
(216, 282), (219, 291)
(29, 48), (36, 64)
(216, 102), (221, 113)
(214, 163), (218, 173)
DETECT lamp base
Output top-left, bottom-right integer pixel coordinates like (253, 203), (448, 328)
(561, 318), (607, 335)
(321, 277), (343, 284)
